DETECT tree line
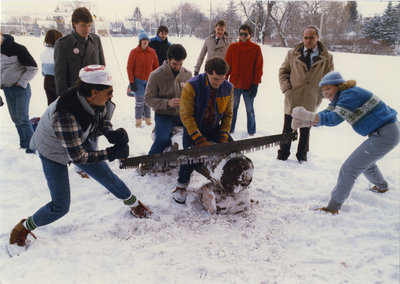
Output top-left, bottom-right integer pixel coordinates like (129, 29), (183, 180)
(2, 1), (400, 55)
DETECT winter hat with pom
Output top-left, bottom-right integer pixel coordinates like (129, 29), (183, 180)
(79, 65), (113, 86)
(138, 30), (149, 42)
(319, 71), (345, 87)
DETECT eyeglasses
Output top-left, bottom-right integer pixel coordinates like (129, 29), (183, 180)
(239, 32), (249, 37)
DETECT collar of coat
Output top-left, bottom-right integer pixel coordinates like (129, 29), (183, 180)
(56, 88), (106, 132)
(293, 41), (329, 63)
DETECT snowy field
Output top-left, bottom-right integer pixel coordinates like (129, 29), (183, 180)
(1, 35), (399, 283)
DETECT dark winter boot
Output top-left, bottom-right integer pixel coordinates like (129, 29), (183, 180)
(9, 219), (37, 247)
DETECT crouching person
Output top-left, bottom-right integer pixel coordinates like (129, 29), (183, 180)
(8, 65), (155, 256)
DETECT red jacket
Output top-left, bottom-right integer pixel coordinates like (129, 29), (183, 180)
(127, 46), (159, 82)
(225, 39), (263, 90)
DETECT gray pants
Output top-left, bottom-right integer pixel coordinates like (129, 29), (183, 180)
(331, 121), (400, 205)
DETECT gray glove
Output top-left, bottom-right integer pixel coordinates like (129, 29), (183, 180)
(292, 106), (317, 121)
(291, 118), (312, 130)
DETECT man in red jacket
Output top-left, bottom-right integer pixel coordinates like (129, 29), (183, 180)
(225, 24), (263, 136)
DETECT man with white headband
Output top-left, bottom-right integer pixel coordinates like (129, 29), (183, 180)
(7, 65), (156, 256)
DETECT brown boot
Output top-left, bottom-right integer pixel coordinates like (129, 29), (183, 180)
(145, 118), (152, 126)
(371, 185), (389, 193)
(9, 219), (37, 247)
(135, 119), (142, 128)
(131, 201), (160, 221)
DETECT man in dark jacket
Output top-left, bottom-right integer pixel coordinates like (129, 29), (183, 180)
(8, 65), (155, 257)
(0, 33), (38, 153)
(54, 7), (105, 95)
(54, 7), (106, 177)
(149, 25), (171, 67)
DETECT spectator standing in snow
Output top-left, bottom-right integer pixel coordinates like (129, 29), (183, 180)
(225, 23), (263, 136)
(54, 7), (106, 178)
(40, 29), (63, 105)
(149, 25), (171, 67)
(144, 44), (192, 155)
(0, 33), (38, 153)
(291, 71), (399, 214)
(194, 20), (232, 76)
(54, 7), (105, 95)
(127, 30), (159, 128)
(8, 65), (156, 256)
(172, 57), (234, 204)
(277, 25), (333, 162)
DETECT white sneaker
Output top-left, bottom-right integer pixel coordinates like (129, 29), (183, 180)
(172, 187), (187, 204)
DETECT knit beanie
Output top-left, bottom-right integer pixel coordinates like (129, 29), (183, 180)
(138, 30), (149, 42)
(319, 71), (345, 87)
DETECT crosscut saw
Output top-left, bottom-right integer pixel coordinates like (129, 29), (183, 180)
(119, 131), (297, 169)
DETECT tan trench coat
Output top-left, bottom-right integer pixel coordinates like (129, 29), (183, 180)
(279, 41), (334, 114)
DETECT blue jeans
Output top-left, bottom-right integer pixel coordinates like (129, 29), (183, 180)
(230, 88), (256, 135)
(149, 114), (182, 154)
(331, 121), (400, 205)
(3, 84), (34, 148)
(31, 154), (133, 228)
(134, 77), (151, 119)
(177, 127), (233, 187)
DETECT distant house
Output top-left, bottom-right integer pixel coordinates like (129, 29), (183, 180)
(1, 24), (26, 35)
(37, 20), (57, 36)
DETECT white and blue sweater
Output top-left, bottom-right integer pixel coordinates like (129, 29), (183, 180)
(317, 86), (397, 136)
(40, 46), (55, 76)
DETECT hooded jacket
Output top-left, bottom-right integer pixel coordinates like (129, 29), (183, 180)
(54, 31), (105, 94)
(279, 41), (334, 114)
(149, 34), (171, 66)
(0, 34), (38, 88)
(30, 88), (115, 165)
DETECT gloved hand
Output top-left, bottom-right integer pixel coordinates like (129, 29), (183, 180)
(194, 137), (214, 147)
(291, 106), (317, 121)
(193, 71), (199, 76)
(105, 128), (129, 145)
(130, 82), (137, 92)
(248, 83), (258, 99)
(106, 144), (129, 161)
(291, 118), (312, 130)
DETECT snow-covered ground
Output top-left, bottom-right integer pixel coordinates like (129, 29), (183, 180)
(1, 35), (399, 283)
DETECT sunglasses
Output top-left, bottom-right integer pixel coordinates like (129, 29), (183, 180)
(239, 32), (249, 37)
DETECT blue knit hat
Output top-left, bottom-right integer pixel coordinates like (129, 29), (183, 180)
(138, 30), (149, 42)
(319, 71), (345, 87)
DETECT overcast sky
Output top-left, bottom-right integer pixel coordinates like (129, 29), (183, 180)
(0, 0), (389, 21)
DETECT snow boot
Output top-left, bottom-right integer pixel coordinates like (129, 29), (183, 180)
(135, 119), (142, 128)
(131, 201), (160, 221)
(371, 185), (389, 193)
(172, 187), (187, 204)
(145, 118), (152, 126)
(8, 219), (37, 256)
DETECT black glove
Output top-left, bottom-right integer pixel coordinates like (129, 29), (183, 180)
(194, 71), (199, 76)
(130, 82), (137, 92)
(105, 128), (129, 145)
(106, 144), (129, 161)
(248, 83), (258, 99)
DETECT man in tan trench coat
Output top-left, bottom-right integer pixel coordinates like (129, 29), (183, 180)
(278, 25), (334, 162)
